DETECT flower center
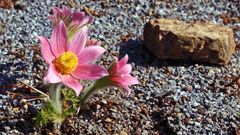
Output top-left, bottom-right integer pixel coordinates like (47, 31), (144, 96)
(53, 51), (78, 75)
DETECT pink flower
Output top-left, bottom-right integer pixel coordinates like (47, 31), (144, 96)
(48, 6), (94, 29)
(86, 38), (101, 46)
(108, 55), (139, 96)
(38, 21), (108, 96)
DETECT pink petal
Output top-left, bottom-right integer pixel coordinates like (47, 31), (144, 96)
(48, 16), (57, 26)
(118, 55), (129, 68)
(68, 26), (88, 55)
(78, 46), (105, 65)
(72, 12), (84, 24)
(78, 16), (94, 26)
(122, 86), (132, 96)
(62, 6), (71, 17)
(117, 64), (132, 75)
(51, 21), (68, 55)
(62, 76), (83, 96)
(72, 12), (94, 27)
(52, 7), (62, 17)
(38, 36), (56, 64)
(72, 64), (108, 80)
(111, 75), (139, 86)
(48, 7), (62, 25)
(44, 64), (62, 83)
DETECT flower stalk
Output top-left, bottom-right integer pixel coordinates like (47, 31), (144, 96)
(79, 77), (111, 106)
(49, 84), (62, 114)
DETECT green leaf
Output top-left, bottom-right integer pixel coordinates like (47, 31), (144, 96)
(35, 86), (82, 127)
(62, 88), (81, 110)
(35, 99), (64, 127)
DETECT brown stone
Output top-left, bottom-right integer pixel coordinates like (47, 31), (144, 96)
(0, 0), (13, 9)
(143, 18), (236, 65)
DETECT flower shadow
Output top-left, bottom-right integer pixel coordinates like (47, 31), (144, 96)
(0, 62), (39, 133)
(0, 62), (29, 93)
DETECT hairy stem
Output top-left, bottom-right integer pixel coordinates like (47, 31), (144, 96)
(79, 77), (111, 106)
(49, 84), (62, 114)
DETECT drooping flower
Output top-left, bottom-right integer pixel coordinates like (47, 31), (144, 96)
(48, 6), (94, 40)
(48, 6), (93, 28)
(38, 21), (108, 96)
(107, 55), (139, 96)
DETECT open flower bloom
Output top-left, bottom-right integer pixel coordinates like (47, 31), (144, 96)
(107, 55), (139, 96)
(48, 6), (94, 28)
(38, 21), (108, 96)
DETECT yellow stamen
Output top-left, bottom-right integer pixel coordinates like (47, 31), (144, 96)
(53, 51), (78, 75)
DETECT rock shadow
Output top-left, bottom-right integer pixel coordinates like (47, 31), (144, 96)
(118, 39), (220, 67)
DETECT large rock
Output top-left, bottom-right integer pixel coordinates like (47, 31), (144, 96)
(0, 0), (13, 9)
(143, 18), (236, 65)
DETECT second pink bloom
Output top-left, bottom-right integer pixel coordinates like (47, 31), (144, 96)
(108, 55), (139, 96)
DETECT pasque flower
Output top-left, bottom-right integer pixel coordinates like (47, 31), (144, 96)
(48, 6), (93, 28)
(79, 55), (138, 104)
(107, 55), (139, 95)
(38, 21), (107, 96)
(48, 6), (94, 40)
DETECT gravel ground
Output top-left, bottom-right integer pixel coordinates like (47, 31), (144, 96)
(0, 0), (240, 134)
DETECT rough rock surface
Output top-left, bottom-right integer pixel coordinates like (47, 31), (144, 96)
(144, 18), (236, 65)
(0, 0), (13, 9)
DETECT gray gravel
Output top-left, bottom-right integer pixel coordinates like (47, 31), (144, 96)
(0, 0), (240, 134)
